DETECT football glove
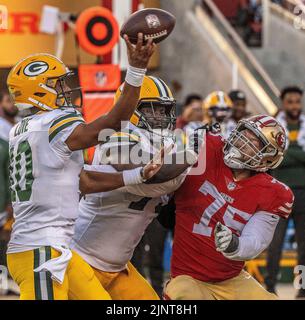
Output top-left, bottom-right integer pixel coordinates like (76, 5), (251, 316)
(214, 222), (239, 253)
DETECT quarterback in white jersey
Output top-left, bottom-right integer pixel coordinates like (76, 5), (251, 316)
(8, 108), (84, 252)
(6, 34), (156, 300)
(72, 76), (195, 300)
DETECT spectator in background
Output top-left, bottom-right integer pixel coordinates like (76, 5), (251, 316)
(176, 94), (203, 130)
(237, 0), (263, 46)
(225, 89), (249, 138)
(0, 91), (18, 140)
(265, 86), (305, 299)
(203, 91), (233, 136)
(0, 91), (17, 296)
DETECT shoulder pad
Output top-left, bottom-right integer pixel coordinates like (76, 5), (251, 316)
(48, 109), (84, 142)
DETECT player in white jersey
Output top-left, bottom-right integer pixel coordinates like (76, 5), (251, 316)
(71, 76), (198, 300)
(6, 34), (157, 300)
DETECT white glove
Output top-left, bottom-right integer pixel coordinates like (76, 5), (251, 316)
(214, 222), (234, 252)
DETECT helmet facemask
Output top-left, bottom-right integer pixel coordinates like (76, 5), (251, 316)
(208, 106), (232, 123)
(136, 97), (176, 137)
(46, 72), (83, 109)
(223, 121), (280, 172)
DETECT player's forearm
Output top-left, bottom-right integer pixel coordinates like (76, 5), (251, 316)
(223, 212), (279, 261)
(79, 166), (146, 194)
(79, 170), (124, 194)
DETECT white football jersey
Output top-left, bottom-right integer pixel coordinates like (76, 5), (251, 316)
(71, 123), (186, 272)
(7, 108), (84, 253)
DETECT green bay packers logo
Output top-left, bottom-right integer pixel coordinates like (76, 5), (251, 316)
(24, 61), (49, 77)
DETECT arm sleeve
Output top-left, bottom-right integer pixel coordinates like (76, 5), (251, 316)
(223, 211), (280, 261)
(48, 111), (85, 158)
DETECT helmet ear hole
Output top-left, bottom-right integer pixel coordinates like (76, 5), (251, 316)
(34, 92), (46, 97)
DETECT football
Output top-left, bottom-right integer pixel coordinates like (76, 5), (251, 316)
(120, 8), (176, 44)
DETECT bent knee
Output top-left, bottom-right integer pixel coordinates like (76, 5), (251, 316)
(164, 275), (205, 300)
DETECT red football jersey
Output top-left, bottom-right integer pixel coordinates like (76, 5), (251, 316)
(171, 133), (294, 283)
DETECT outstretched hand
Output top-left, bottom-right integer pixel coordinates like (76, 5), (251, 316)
(142, 144), (175, 180)
(124, 33), (156, 69)
(142, 147), (165, 180)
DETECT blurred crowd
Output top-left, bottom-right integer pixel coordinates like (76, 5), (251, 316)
(272, 0), (305, 12)
(212, 0), (305, 46)
(211, 0), (263, 46)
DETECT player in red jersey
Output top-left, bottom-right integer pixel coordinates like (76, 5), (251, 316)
(164, 115), (294, 300)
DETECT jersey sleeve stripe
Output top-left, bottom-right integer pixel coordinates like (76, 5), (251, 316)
(50, 113), (83, 129)
(49, 116), (84, 135)
(49, 119), (84, 142)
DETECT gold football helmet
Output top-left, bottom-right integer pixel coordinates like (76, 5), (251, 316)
(223, 115), (287, 172)
(114, 76), (176, 132)
(203, 91), (233, 124)
(7, 53), (82, 111)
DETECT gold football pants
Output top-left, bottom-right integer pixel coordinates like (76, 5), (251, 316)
(92, 262), (159, 300)
(164, 270), (278, 300)
(7, 247), (111, 300)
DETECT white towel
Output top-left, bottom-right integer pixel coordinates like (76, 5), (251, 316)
(34, 246), (72, 284)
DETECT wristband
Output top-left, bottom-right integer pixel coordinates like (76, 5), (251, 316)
(125, 65), (147, 87)
(123, 167), (145, 186)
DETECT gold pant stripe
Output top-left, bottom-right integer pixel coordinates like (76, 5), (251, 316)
(7, 249), (111, 300)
